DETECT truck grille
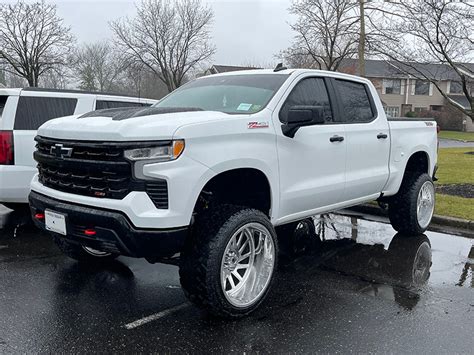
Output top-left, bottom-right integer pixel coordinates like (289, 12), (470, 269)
(34, 136), (169, 207)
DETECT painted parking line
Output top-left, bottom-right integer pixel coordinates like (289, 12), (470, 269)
(124, 303), (190, 330)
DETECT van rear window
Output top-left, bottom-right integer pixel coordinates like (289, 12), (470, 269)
(0, 96), (7, 119)
(14, 96), (77, 130)
(96, 100), (150, 110)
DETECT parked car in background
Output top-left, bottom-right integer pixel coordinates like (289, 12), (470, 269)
(0, 88), (156, 211)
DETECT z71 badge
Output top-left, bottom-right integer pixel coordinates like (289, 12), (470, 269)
(248, 121), (269, 129)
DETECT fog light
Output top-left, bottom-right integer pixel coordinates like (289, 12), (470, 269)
(35, 213), (45, 220)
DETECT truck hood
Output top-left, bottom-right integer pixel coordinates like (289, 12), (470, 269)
(37, 107), (232, 141)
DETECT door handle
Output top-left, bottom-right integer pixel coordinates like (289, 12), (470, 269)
(377, 133), (388, 139)
(330, 135), (344, 142)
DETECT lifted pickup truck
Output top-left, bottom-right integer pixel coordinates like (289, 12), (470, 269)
(29, 68), (438, 317)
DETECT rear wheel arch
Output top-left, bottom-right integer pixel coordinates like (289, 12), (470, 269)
(403, 151), (431, 179)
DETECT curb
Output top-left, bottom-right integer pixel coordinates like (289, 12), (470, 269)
(347, 203), (473, 238)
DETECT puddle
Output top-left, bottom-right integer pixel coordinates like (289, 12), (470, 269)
(287, 214), (473, 291)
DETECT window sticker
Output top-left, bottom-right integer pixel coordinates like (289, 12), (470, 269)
(237, 103), (253, 111)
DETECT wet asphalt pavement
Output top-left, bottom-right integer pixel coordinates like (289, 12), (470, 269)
(0, 207), (473, 353)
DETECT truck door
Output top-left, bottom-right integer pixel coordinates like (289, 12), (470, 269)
(332, 79), (390, 201)
(275, 77), (347, 221)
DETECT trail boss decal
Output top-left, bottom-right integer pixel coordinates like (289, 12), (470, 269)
(248, 121), (269, 129)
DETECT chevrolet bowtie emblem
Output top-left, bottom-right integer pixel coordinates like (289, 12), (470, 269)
(50, 144), (73, 158)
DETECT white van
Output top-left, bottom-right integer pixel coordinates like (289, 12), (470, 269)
(0, 87), (157, 211)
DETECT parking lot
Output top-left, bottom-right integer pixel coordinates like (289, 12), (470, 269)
(0, 207), (473, 353)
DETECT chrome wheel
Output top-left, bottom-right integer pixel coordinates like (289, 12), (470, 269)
(416, 181), (435, 229)
(412, 242), (432, 286)
(220, 222), (275, 308)
(82, 246), (112, 257)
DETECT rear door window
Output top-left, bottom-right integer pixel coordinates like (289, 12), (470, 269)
(95, 100), (151, 110)
(14, 96), (77, 130)
(334, 80), (375, 123)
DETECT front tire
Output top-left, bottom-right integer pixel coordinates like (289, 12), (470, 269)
(388, 173), (435, 234)
(179, 205), (278, 318)
(54, 237), (118, 263)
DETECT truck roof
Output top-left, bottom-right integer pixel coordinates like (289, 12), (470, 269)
(200, 68), (373, 85)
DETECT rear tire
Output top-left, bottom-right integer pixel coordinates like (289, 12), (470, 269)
(179, 205), (278, 318)
(386, 233), (432, 288)
(388, 173), (435, 234)
(54, 237), (118, 263)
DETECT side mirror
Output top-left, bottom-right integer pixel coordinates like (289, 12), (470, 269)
(282, 105), (325, 138)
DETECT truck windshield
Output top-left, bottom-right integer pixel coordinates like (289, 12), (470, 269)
(154, 74), (289, 114)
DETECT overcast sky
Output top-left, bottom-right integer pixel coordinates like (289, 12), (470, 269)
(41, 0), (295, 68)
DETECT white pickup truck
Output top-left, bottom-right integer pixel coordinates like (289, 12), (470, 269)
(29, 68), (438, 317)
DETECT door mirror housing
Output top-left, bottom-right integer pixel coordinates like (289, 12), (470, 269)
(282, 105), (325, 138)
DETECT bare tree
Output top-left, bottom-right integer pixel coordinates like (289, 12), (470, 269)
(368, 1), (473, 119)
(0, 1), (74, 87)
(358, 0), (366, 76)
(73, 42), (125, 92)
(40, 65), (71, 89)
(281, 0), (360, 71)
(111, 0), (215, 92)
(0, 66), (6, 87)
(279, 49), (325, 70)
(112, 61), (168, 99)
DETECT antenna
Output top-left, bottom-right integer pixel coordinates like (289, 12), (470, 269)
(274, 63), (287, 72)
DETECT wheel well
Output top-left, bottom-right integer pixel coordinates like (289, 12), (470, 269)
(194, 168), (272, 216)
(404, 151), (430, 177)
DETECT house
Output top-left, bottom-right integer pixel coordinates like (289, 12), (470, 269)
(339, 59), (473, 131)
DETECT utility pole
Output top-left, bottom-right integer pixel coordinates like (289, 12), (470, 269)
(358, 0), (366, 77)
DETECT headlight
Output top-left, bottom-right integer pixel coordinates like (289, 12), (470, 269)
(124, 140), (185, 162)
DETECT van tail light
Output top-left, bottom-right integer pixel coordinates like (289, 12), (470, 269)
(0, 130), (14, 165)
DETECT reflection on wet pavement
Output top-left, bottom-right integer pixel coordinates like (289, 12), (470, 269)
(309, 214), (473, 290)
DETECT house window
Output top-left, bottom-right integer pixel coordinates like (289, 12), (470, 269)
(385, 106), (400, 117)
(383, 79), (401, 95)
(414, 107), (427, 113)
(449, 81), (463, 94)
(414, 80), (430, 95)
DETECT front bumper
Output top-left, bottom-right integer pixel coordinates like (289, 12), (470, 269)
(29, 191), (189, 259)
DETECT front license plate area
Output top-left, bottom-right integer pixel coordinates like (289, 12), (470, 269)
(45, 210), (67, 235)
